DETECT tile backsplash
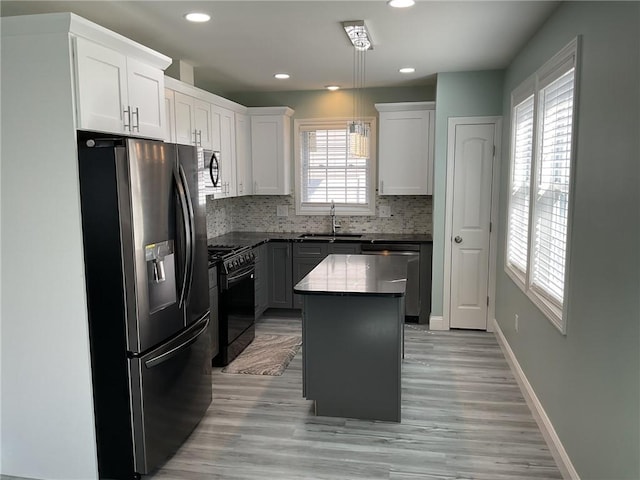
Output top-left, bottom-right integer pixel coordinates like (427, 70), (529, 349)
(206, 194), (432, 238)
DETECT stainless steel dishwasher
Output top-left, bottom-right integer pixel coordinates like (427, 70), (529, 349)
(360, 243), (420, 318)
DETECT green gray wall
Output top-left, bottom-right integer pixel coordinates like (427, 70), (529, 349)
(495, 2), (639, 479)
(431, 70), (504, 316)
(227, 85), (436, 117)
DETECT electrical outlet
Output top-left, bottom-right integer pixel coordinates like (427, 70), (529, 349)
(276, 205), (289, 217)
(379, 205), (391, 218)
(515, 314), (519, 332)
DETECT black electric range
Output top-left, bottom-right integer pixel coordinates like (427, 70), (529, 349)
(207, 244), (256, 366)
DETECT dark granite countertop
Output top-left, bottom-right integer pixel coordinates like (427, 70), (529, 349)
(207, 231), (432, 248)
(293, 254), (409, 297)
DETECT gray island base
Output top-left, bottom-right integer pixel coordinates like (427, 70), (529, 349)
(294, 254), (408, 422)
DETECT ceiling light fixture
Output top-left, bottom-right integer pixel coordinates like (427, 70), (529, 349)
(342, 20), (372, 159)
(399, 67), (416, 73)
(184, 12), (211, 23)
(387, 0), (416, 8)
(274, 73), (290, 79)
(326, 85), (340, 91)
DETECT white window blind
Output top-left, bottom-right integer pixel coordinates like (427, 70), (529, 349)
(507, 95), (534, 274)
(531, 68), (575, 304)
(299, 124), (370, 205)
(504, 37), (578, 332)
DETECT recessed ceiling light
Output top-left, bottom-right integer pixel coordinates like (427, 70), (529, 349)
(399, 67), (416, 74)
(184, 12), (211, 23)
(326, 85), (340, 91)
(274, 73), (290, 79)
(387, 0), (415, 8)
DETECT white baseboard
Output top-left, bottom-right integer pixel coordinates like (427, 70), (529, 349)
(429, 315), (449, 330)
(492, 318), (580, 480)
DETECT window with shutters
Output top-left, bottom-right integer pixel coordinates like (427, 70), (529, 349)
(504, 38), (579, 333)
(294, 118), (376, 216)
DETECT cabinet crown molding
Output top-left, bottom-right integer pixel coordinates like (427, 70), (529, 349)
(247, 106), (294, 117)
(2, 12), (171, 70)
(375, 101), (436, 113)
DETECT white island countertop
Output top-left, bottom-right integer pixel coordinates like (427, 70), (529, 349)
(293, 254), (409, 297)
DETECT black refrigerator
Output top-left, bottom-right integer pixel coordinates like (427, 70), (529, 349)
(77, 134), (212, 479)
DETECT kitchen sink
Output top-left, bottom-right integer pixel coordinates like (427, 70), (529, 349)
(298, 233), (362, 239)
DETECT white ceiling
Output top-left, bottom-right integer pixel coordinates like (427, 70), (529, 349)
(1, 1), (559, 96)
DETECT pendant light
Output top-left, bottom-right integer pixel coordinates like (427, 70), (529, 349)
(342, 20), (372, 158)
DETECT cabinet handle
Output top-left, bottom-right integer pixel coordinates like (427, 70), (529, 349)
(123, 106), (131, 131)
(239, 182), (243, 193)
(254, 181), (258, 193)
(132, 107), (140, 132)
(193, 130), (198, 145)
(197, 130), (202, 146)
(380, 180), (384, 194)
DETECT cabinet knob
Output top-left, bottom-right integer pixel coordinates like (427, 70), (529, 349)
(454, 236), (463, 244)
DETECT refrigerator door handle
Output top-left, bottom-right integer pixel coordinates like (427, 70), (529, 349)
(174, 168), (192, 308)
(177, 164), (196, 303)
(144, 316), (210, 369)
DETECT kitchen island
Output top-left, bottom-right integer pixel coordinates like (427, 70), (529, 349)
(294, 254), (408, 422)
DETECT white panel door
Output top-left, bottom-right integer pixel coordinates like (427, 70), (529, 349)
(212, 105), (236, 197)
(235, 113), (252, 196)
(251, 115), (281, 195)
(174, 92), (195, 146)
(126, 57), (165, 139)
(450, 123), (495, 329)
(194, 99), (212, 149)
(163, 89), (176, 143)
(75, 37), (127, 134)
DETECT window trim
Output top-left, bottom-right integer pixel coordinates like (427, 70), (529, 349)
(294, 117), (377, 216)
(504, 37), (580, 334)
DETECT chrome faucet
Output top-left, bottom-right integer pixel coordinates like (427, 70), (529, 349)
(330, 200), (340, 235)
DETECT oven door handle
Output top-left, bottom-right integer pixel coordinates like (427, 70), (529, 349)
(224, 266), (254, 288)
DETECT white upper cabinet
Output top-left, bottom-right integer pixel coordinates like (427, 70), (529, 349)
(235, 113), (252, 196)
(172, 91), (213, 149)
(74, 36), (168, 139)
(212, 104), (237, 198)
(249, 107), (294, 195)
(375, 102), (435, 195)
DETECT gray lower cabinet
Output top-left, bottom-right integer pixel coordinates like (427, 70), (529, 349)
(268, 241), (293, 308)
(254, 243), (269, 319)
(292, 243), (328, 308)
(292, 242), (361, 308)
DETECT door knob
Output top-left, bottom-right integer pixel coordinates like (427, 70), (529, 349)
(454, 236), (463, 244)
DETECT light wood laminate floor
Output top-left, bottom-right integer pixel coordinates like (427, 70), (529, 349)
(150, 311), (562, 480)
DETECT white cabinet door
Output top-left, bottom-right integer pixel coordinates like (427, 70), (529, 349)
(126, 57), (165, 139)
(212, 105), (237, 198)
(235, 113), (252, 196)
(194, 99), (212, 150)
(75, 37), (128, 134)
(250, 113), (291, 195)
(376, 103), (435, 195)
(163, 88), (176, 143)
(75, 37), (166, 139)
(174, 91), (196, 146)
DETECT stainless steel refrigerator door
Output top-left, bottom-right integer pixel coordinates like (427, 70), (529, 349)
(129, 314), (212, 474)
(119, 139), (184, 352)
(177, 144), (210, 327)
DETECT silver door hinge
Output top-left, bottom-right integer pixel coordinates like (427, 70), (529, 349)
(493, 145), (496, 157)
(487, 296), (490, 306)
(489, 222), (493, 232)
